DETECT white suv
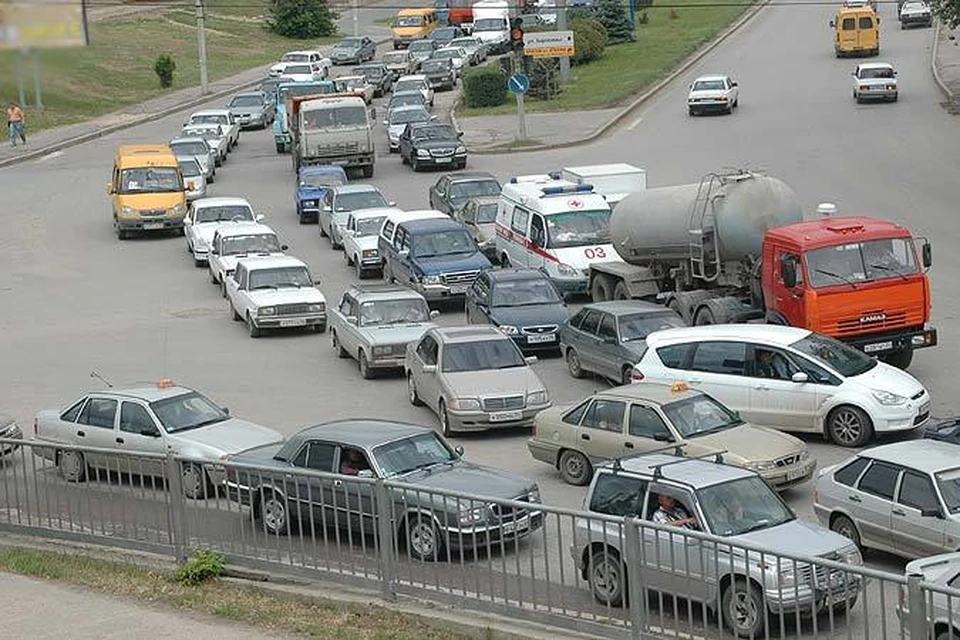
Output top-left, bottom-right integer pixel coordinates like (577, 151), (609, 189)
(631, 325), (930, 447)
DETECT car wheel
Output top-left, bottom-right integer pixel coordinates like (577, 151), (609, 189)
(559, 449), (592, 486)
(721, 579), (765, 638)
(181, 463), (211, 500)
(589, 548), (624, 607)
(826, 405), (873, 447)
(344, 251), (353, 266)
(193, 257), (204, 268)
(221, 281), (228, 299)
(355, 258), (365, 280)
(231, 302), (241, 321)
(319, 221), (328, 238)
(406, 513), (443, 562)
(891, 94), (898, 103)
(688, 107), (696, 116)
(359, 351), (374, 379)
(411, 157), (420, 172)
(438, 399), (454, 437)
(58, 450), (86, 482)
(275, 142), (284, 154)
(259, 489), (289, 536)
(566, 348), (585, 379)
(407, 373), (424, 406)
(500, 254), (511, 269)
(332, 330), (349, 358)
(247, 313), (262, 338)
(830, 514), (862, 550)
(210, 270), (218, 285)
(383, 261), (394, 284)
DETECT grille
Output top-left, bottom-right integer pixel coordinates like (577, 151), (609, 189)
(441, 270), (480, 285)
(430, 148), (455, 157)
(521, 325), (558, 335)
(775, 454), (801, 468)
(797, 554), (847, 590)
(374, 343), (406, 356)
(320, 141), (360, 154)
(140, 209), (166, 217)
(482, 395), (525, 412)
(491, 494), (530, 519)
(836, 310), (908, 335)
(277, 303), (313, 315)
(915, 409), (930, 425)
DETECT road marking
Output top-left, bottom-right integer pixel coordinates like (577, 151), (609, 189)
(36, 151), (64, 163)
(627, 116), (643, 130)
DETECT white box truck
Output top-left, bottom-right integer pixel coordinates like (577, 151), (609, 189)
(471, 0), (512, 54)
(560, 163), (647, 206)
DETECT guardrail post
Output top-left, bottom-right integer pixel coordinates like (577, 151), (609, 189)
(375, 480), (397, 602)
(166, 452), (188, 564)
(624, 518), (646, 639)
(907, 573), (928, 640)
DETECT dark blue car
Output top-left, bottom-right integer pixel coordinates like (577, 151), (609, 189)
(295, 165), (348, 224)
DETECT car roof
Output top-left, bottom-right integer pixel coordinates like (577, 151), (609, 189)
(858, 440), (960, 473)
(339, 75), (364, 80)
(192, 197), (252, 209)
(236, 255), (305, 270)
(582, 300), (678, 316)
(192, 109), (230, 116)
(646, 324), (811, 347)
(692, 75), (728, 82)
(349, 206), (401, 219)
(595, 382), (704, 406)
(446, 171), (498, 184)
(400, 74), (428, 81)
(231, 92), (264, 99)
(291, 419), (432, 449)
(300, 164), (347, 176)
(215, 222), (276, 238)
(435, 325), (508, 343)
(857, 62), (895, 70)
(597, 452), (755, 488)
(391, 104), (429, 114)
(170, 137), (208, 145)
(346, 283), (426, 301)
(334, 183), (382, 194)
(400, 217), (464, 233)
(83, 384), (196, 403)
(384, 209), (446, 224)
(284, 49), (322, 55)
(485, 267), (550, 282)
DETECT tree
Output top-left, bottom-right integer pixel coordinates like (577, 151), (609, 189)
(267, 0), (338, 39)
(595, 0), (635, 44)
(929, 0), (960, 27)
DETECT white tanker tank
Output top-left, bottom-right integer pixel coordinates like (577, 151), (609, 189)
(610, 172), (804, 267)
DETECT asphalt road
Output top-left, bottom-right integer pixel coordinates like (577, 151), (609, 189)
(1, 0), (958, 635)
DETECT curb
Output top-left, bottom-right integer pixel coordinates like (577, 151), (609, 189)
(0, 37), (392, 170)
(456, 0), (770, 155)
(931, 20), (954, 100)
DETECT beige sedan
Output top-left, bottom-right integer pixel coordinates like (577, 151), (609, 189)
(338, 75), (375, 104)
(527, 383), (815, 489)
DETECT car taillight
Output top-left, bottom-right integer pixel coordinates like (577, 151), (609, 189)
(630, 369), (644, 383)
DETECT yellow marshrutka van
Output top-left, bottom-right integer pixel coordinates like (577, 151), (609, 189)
(108, 145), (186, 240)
(831, 6), (880, 57)
(392, 8), (439, 49)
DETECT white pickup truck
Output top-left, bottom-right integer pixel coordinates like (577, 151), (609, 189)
(225, 255), (327, 338)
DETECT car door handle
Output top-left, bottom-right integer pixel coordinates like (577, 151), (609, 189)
(848, 495), (862, 503)
(624, 442), (634, 449)
(334, 479), (343, 487)
(116, 437), (124, 444)
(687, 378), (702, 384)
(754, 385), (770, 391)
(892, 508), (907, 517)
(580, 433), (591, 441)
(77, 430), (85, 438)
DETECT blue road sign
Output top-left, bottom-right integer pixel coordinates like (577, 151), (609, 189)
(508, 73), (530, 95)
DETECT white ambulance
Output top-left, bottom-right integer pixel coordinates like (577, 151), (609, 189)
(495, 174), (624, 295)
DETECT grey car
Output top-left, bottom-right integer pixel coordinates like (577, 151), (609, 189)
(0, 413), (23, 456)
(352, 62), (393, 97)
(814, 440), (960, 560)
(380, 50), (419, 80)
(225, 419), (543, 561)
(561, 301), (687, 385)
(332, 36), (377, 65)
(420, 58), (457, 91)
(169, 136), (216, 182)
(227, 91), (274, 130)
(454, 196), (499, 262)
(576, 453), (863, 637)
(329, 284), (440, 378)
(898, 552), (960, 636)
(318, 184), (392, 249)
(405, 326), (552, 436)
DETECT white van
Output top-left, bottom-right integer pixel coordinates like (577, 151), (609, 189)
(471, 0), (511, 54)
(495, 174), (623, 295)
(377, 209), (447, 267)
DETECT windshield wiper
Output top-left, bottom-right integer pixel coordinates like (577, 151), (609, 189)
(250, 284), (278, 290)
(178, 416), (228, 431)
(814, 268), (859, 289)
(869, 263), (909, 281)
(498, 363), (526, 369)
(276, 282), (303, 288)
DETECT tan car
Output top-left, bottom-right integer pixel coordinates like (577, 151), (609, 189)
(527, 383), (816, 489)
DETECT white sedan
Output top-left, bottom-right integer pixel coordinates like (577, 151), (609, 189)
(687, 74), (739, 116)
(432, 47), (469, 77)
(270, 50), (332, 77)
(184, 197), (262, 266)
(852, 62), (898, 103)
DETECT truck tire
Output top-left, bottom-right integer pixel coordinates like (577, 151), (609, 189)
(882, 350), (913, 369)
(275, 142), (285, 154)
(693, 306), (717, 325)
(362, 164), (374, 178)
(591, 274), (614, 303)
(613, 282), (631, 300)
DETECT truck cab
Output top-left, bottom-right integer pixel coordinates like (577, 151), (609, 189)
(272, 80), (338, 153)
(763, 216), (935, 368)
(296, 96), (376, 178)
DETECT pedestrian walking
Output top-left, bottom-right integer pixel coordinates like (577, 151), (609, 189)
(7, 102), (26, 147)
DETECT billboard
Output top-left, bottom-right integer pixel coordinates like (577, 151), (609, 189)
(0, 1), (88, 50)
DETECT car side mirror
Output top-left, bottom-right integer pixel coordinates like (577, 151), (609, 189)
(383, 120), (389, 126)
(791, 372), (809, 384)
(369, 107), (377, 120)
(525, 356), (538, 365)
(106, 182), (114, 195)
(430, 114), (438, 121)
(140, 426), (161, 437)
(211, 248), (219, 255)
(313, 279), (322, 286)
(346, 315), (358, 325)
(221, 406), (230, 415)
(429, 310), (440, 319)
(281, 244), (289, 251)
(781, 257), (798, 288)
(422, 364), (438, 374)
(255, 214), (265, 222)
(922, 241), (932, 268)
(454, 445), (464, 456)
(653, 432), (674, 443)
(388, 201), (397, 206)
(731, 81), (738, 87)
(830, 19), (836, 27)
(921, 507), (944, 519)
(458, 131), (464, 137)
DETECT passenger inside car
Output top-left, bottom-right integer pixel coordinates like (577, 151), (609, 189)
(339, 448), (370, 475)
(754, 349), (793, 380)
(650, 493), (700, 530)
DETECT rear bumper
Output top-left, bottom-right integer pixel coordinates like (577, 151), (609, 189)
(688, 100), (731, 112)
(526, 439), (560, 467)
(303, 154), (374, 168)
(842, 326), (937, 356)
(856, 87), (898, 100)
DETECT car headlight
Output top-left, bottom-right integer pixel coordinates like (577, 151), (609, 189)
(527, 390), (549, 405)
(528, 487), (541, 503)
(172, 204), (186, 215)
(421, 274), (441, 285)
(194, 237), (209, 250)
(798, 450), (810, 461)
(455, 146), (466, 153)
(458, 505), (489, 525)
(362, 249), (378, 259)
(840, 544), (863, 566)
(872, 389), (907, 406)
(498, 324), (519, 335)
(747, 461), (776, 472)
(121, 206), (134, 216)
(303, 199), (317, 207)
(417, 149), (430, 157)
(307, 303), (324, 313)
(557, 263), (580, 277)
(258, 306), (276, 316)
(373, 345), (393, 356)
(451, 397), (481, 411)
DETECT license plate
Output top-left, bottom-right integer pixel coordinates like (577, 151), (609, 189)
(920, 402), (930, 414)
(787, 467), (807, 481)
(501, 515), (529, 536)
(434, 157), (452, 163)
(527, 334), (556, 344)
(142, 222), (164, 230)
(449, 284), (468, 294)
(863, 341), (893, 353)
(279, 318), (306, 327)
(489, 410), (522, 423)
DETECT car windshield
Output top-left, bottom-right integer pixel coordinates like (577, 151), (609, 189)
(698, 476), (795, 537)
(409, 41), (434, 53)
(281, 83), (334, 99)
(390, 108), (430, 124)
(546, 209), (612, 248)
(150, 391), (228, 434)
(395, 15), (423, 26)
(806, 238), (919, 288)
(119, 167), (183, 194)
(617, 312), (687, 342)
(449, 179), (500, 200)
(390, 94), (424, 109)
(359, 298), (431, 326)
(382, 52), (408, 64)
(373, 432), (456, 477)
(341, 77), (366, 90)
(178, 159), (201, 177)
(230, 95), (263, 108)
(260, 80), (279, 94)
(442, 339), (526, 372)
(412, 229), (475, 257)
(284, 64), (312, 75)
(300, 172), (345, 188)
(412, 124), (457, 141)
(186, 127), (221, 141)
(282, 53), (311, 62)
(303, 105), (368, 129)
(859, 66), (895, 79)
(433, 49), (459, 59)
(491, 278), (560, 306)
(421, 60), (450, 73)
(395, 79), (427, 92)
(191, 114), (227, 125)
(451, 38), (476, 48)
(936, 469), (960, 513)
(221, 234), (281, 255)
(790, 333), (877, 377)
(338, 39), (362, 50)
(693, 79), (726, 91)
(662, 394), (742, 438)
(470, 202), (498, 223)
(248, 266), (312, 289)
(355, 216), (386, 236)
(336, 190), (387, 211)
(172, 141), (209, 156)
(473, 18), (504, 31)
(194, 205), (254, 224)
(433, 28), (457, 38)
(357, 66), (383, 79)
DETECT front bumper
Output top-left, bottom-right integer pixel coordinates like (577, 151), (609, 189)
(252, 313), (327, 331)
(443, 510), (545, 551)
(765, 576), (863, 616)
(368, 353), (407, 369)
(446, 403), (551, 432)
(297, 200), (321, 219)
(192, 246), (210, 262)
(413, 280), (471, 301)
(117, 215), (185, 231)
(843, 326), (937, 356)
(509, 331), (560, 351)
(413, 152), (467, 168)
(759, 457), (817, 491)
(427, 77), (455, 90)
(186, 187), (206, 201)
(236, 114), (265, 129)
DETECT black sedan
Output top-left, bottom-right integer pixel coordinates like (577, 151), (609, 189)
(428, 171), (501, 216)
(420, 58), (457, 92)
(399, 122), (467, 171)
(352, 62), (393, 97)
(225, 420), (542, 561)
(464, 269), (569, 353)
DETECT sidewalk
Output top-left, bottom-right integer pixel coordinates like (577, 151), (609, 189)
(1, 571), (289, 639)
(934, 23), (960, 108)
(457, 108), (622, 152)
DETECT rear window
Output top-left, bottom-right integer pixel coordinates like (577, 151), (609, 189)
(656, 344), (693, 369)
(842, 17), (856, 29)
(859, 16), (873, 28)
(834, 457), (869, 487)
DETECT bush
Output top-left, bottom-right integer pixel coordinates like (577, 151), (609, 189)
(463, 65), (508, 108)
(153, 54), (176, 89)
(267, 0), (338, 39)
(595, 0), (635, 44)
(527, 58), (561, 100)
(175, 549), (226, 586)
(567, 6), (597, 21)
(571, 18), (608, 66)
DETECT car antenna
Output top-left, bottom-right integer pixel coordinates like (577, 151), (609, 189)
(90, 371), (113, 388)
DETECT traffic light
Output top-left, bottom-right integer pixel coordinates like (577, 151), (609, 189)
(510, 17), (524, 53)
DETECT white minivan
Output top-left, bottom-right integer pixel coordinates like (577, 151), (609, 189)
(631, 324), (930, 447)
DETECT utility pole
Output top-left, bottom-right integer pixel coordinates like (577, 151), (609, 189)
(195, 0), (209, 94)
(353, 0), (360, 36)
(557, 0), (570, 82)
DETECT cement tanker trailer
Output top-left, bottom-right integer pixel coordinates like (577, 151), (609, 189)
(588, 170), (936, 369)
